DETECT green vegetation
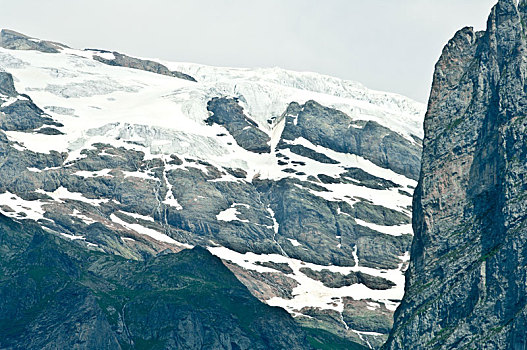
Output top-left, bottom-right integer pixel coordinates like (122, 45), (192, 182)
(478, 244), (503, 262)
(447, 118), (463, 131)
(0, 214), (313, 349)
(303, 327), (368, 350)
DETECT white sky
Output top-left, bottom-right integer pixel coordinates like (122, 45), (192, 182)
(0, 0), (497, 102)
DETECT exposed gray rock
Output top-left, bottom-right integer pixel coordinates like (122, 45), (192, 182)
(386, 1), (527, 348)
(206, 97), (271, 154)
(0, 29), (65, 53)
(342, 298), (394, 338)
(278, 100), (422, 180)
(0, 72), (62, 132)
(0, 71), (17, 96)
(255, 261), (294, 274)
(0, 36), (421, 347)
(299, 267), (395, 290)
(341, 167), (401, 190)
(92, 50), (197, 82)
(281, 143), (339, 164)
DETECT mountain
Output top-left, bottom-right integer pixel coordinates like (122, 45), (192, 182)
(0, 29), (424, 348)
(0, 214), (314, 349)
(385, 0), (527, 348)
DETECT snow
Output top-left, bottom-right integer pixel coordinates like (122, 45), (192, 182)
(266, 207), (279, 234)
(122, 170), (159, 181)
(0, 46), (423, 185)
(288, 238), (302, 247)
(11, 143), (26, 152)
(1, 96), (19, 107)
(59, 232), (86, 240)
(110, 213), (191, 247)
(208, 245), (408, 315)
(36, 186), (109, 206)
(284, 137), (417, 189)
(162, 171), (183, 210)
(118, 210), (155, 222)
(73, 169), (113, 178)
(216, 204), (249, 223)
(0, 191), (46, 221)
(355, 219), (412, 236)
(95, 52), (116, 60)
(0, 43), (423, 326)
(71, 209), (97, 225)
(161, 62), (425, 141)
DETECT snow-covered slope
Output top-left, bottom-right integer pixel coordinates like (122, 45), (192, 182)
(1, 47), (423, 175)
(0, 30), (424, 349)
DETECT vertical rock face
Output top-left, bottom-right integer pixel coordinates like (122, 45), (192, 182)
(385, 0), (527, 348)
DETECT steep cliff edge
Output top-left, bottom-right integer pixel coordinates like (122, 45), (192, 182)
(385, 0), (527, 348)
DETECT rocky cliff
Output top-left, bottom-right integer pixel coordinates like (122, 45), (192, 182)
(385, 0), (527, 348)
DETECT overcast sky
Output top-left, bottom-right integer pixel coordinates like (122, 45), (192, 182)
(0, 0), (497, 102)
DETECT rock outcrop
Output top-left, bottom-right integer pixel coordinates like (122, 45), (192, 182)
(278, 100), (422, 180)
(92, 50), (197, 81)
(386, 1), (527, 348)
(0, 29), (65, 53)
(0, 71), (63, 132)
(206, 97), (271, 153)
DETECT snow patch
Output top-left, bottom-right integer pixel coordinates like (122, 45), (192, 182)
(355, 219), (412, 237)
(288, 238), (301, 247)
(36, 187), (109, 206)
(0, 191), (46, 221)
(208, 245), (407, 315)
(216, 205), (249, 223)
(110, 213), (191, 247)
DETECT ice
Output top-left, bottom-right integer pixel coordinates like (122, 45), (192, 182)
(161, 62), (425, 140)
(0, 46), (423, 185)
(0, 44), (423, 324)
